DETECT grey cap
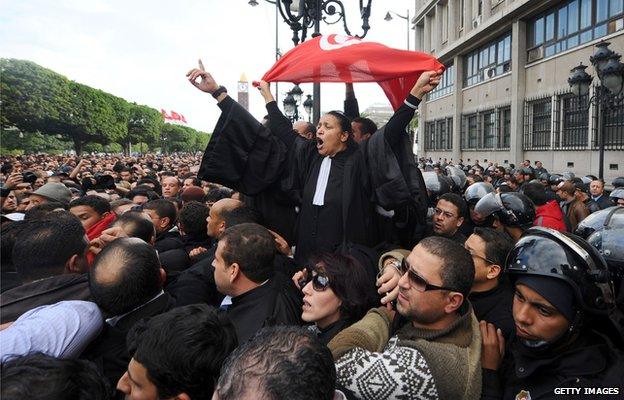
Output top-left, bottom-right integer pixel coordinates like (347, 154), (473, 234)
(32, 182), (72, 205)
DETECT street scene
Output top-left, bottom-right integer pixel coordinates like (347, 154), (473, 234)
(1, 1), (624, 399)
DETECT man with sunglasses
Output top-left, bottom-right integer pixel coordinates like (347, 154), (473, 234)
(329, 236), (481, 400)
(466, 227), (515, 340)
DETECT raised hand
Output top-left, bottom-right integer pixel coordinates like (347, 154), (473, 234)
(411, 69), (444, 99)
(186, 59), (219, 94)
(256, 80), (275, 104)
(479, 320), (505, 370)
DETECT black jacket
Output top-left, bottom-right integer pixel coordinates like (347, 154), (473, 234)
(593, 194), (614, 210)
(81, 292), (175, 393)
(468, 282), (514, 340)
(0, 273), (90, 324)
(153, 229), (183, 253)
(482, 330), (624, 399)
(227, 272), (302, 343)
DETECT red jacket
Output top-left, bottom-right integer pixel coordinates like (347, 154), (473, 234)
(534, 200), (567, 232)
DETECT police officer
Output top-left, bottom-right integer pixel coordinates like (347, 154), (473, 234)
(588, 227), (624, 310)
(460, 182), (495, 236)
(474, 192), (536, 242)
(480, 227), (624, 400)
(574, 205), (624, 239)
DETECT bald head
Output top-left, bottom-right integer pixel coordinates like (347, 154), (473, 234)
(207, 198), (243, 238)
(89, 238), (162, 316)
(293, 121), (315, 140)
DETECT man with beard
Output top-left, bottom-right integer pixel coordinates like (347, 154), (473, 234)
(328, 236), (481, 400)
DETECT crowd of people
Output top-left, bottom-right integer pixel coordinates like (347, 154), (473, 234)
(0, 64), (623, 400)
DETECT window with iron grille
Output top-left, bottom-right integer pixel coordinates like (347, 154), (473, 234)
(424, 118), (453, 151)
(560, 94), (589, 149)
(461, 114), (479, 149)
(500, 106), (511, 149)
(602, 100), (624, 149)
(524, 98), (552, 150)
(483, 111), (496, 148)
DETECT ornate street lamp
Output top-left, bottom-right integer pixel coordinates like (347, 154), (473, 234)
(303, 94), (314, 122)
(282, 85), (312, 122)
(568, 41), (624, 180)
(282, 91), (297, 121)
(249, 0), (373, 124)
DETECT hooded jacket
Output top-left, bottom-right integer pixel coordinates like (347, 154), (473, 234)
(534, 200), (567, 232)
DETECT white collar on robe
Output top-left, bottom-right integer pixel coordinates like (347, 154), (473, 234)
(312, 156), (332, 206)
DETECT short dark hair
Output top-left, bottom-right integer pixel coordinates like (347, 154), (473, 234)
(1, 221), (26, 272)
(521, 181), (549, 206)
(127, 188), (160, 202)
(215, 326), (336, 400)
(308, 252), (378, 324)
(352, 117), (378, 136)
(220, 223), (275, 283)
(69, 195), (111, 215)
(1, 353), (109, 400)
(89, 238), (162, 316)
(418, 236), (474, 297)
(184, 176), (202, 187)
(110, 198), (133, 213)
(472, 227), (513, 268)
(438, 192), (467, 218)
(179, 201), (209, 236)
(220, 205), (259, 228)
(143, 199), (177, 224)
(23, 202), (68, 220)
(13, 212), (87, 282)
(127, 305), (237, 400)
(111, 211), (155, 243)
(206, 187), (233, 204)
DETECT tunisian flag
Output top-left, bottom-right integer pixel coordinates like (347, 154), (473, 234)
(261, 34), (445, 110)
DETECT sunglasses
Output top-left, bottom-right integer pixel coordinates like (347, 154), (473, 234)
(299, 271), (331, 292)
(400, 259), (458, 292)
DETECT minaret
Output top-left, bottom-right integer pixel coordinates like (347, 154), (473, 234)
(238, 73), (249, 110)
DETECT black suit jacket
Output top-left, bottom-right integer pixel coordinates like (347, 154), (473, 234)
(81, 292), (175, 392)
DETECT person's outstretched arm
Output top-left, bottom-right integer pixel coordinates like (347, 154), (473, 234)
(186, 59), (229, 103)
(257, 81), (297, 149)
(344, 83), (359, 120)
(383, 70), (443, 146)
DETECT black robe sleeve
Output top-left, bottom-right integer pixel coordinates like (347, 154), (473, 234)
(344, 95), (360, 120)
(197, 96), (287, 195)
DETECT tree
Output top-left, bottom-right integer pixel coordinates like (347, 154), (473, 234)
(1, 59), (129, 154)
(1, 58), (72, 135)
(124, 103), (163, 154)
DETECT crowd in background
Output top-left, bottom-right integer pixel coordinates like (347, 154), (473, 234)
(0, 66), (623, 400)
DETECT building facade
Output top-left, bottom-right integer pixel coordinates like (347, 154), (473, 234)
(413, 0), (624, 182)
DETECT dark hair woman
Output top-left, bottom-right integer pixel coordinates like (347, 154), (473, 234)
(295, 252), (379, 345)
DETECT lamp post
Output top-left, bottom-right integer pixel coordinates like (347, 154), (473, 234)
(249, 0), (373, 124)
(283, 84), (313, 122)
(384, 9), (410, 50)
(568, 41), (624, 180)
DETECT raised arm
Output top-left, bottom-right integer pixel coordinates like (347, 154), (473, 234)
(186, 59), (229, 103)
(344, 83), (360, 120)
(257, 80), (298, 149)
(384, 70), (442, 146)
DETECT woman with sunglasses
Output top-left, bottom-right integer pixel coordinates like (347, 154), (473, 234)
(295, 253), (379, 345)
(187, 61), (441, 263)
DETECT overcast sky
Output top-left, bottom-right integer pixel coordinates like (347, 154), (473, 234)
(1, 0), (416, 132)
